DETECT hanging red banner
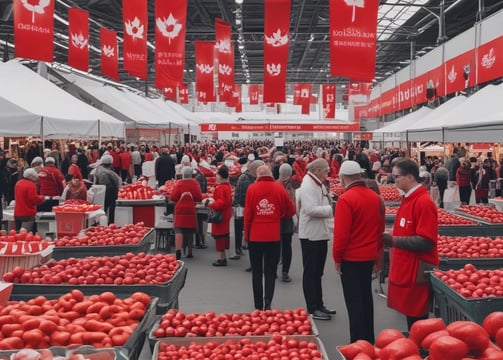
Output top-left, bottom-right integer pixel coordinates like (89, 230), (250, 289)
(154, 0), (187, 89)
(100, 28), (119, 81)
(195, 41), (216, 103)
(14, 0), (54, 61)
(163, 85), (177, 101)
(329, 0), (378, 82)
(248, 84), (259, 105)
(68, 8), (89, 72)
(227, 85), (242, 112)
(215, 19), (234, 102)
(200, 122), (360, 132)
(322, 84), (336, 119)
(122, 0), (148, 79)
(477, 36), (503, 85)
(293, 83), (311, 114)
(445, 49), (476, 95)
(263, 0), (291, 104)
(178, 84), (189, 104)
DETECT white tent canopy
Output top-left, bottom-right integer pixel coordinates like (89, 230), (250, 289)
(373, 107), (432, 141)
(0, 61), (125, 138)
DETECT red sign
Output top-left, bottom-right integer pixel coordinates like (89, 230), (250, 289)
(163, 85), (177, 101)
(352, 132), (373, 141)
(154, 0), (188, 88)
(445, 49), (476, 95)
(195, 41), (216, 103)
(68, 8), (89, 72)
(263, 0), (291, 103)
(200, 122), (360, 132)
(14, 0), (55, 62)
(100, 27), (119, 81)
(477, 36), (503, 85)
(248, 84), (260, 105)
(178, 84), (189, 104)
(322, 84), (336, 119)
(330, 0), (378, 82)
(215, 19), (234, 102)
(122, 0), (148, 79)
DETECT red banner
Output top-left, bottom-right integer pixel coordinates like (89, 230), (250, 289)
(163, 86), (177, 101)
(215, 19), (234, 102)
(445, 49), (476, 95)
(14, 0), (54, 61)
(293, 84), (311, 114)
(322, 84), (336, 119)
(122, 0), (148, 79)
(263, 0), (291, 103)
(330, 0), (378, 82)
(200, 122), (360, 133)
(195, 41), (216, 103)
(68, 8), (89, 72)
(248, 84), (260, 105)
(100, 28), (119, 81)
(477, 36), (503, 85)
(227, 85), (242, 112)
(154, 0), (187, 88)
(178, 84), (189, 104)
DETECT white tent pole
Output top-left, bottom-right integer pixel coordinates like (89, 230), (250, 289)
(98, 119), (101, 146)
(40, 117), (44, 149)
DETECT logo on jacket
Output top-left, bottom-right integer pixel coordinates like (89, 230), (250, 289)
(256, 199), (275, 216)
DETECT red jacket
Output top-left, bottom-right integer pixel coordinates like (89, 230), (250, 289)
(170, 179), (203, 229)
(119, 151), (132, 171)
(456, 166), (472, 187)
(14, 179), (46, 217)
(244, 176), (296, 242)
(38, 165), (65, 196)
(333, 181), (385, 263)
(111, 151), (121, 169)
(208, 182), (232, 236)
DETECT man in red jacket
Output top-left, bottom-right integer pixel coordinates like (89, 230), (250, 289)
(14, 168), (49, 232)
(333, 160), (385, 344)
(37, 157), (65, 212)
(243, 165), (295, 311)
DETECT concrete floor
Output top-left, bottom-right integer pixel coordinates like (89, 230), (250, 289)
(144, 230), (408, 360)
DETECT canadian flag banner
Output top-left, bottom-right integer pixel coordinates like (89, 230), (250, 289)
(248, 84), (260, 105)
(227, 85), (242, 112)
(122, 0), (148, 79)
(215, 19), (234, 102)
(195, 41), (216, 103)
(68, 8), (89, 72)
(445, 49), (475, 95)
(100, 27), (119, 81)
(330, 0), (378, 82)
(154, 0), (187, 89)
(14, 0), (55, 61)
(163, 85), (177, 101)
(263, 0), (291, 103)
(477, 36), (503, 85)
(322, 84), (336, 119)
(293, 84), (311, 106)
(348, 82), (372, 97)
(178, 84), (189, 104)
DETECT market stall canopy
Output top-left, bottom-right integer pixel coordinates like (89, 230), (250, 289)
(0, 61), (125, 138)
(51, 69), (191, 129)
(405, 95), (468, 142)
(373, 107), (432, 141)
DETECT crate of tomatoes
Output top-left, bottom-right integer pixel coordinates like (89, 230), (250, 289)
(53, 200), (102, 238)
(437, 235), (503, 270)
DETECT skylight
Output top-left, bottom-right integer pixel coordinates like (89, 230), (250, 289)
(378, 0), (429, 41)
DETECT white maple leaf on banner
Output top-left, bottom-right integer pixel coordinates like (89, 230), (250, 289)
(222, 84), (233, 92)
(266, 63), (281, 76)
(125, 17), (144, 40)
(481, 48), (496, 68)
(324, 104), (331, 118)
(447, 65), (457, 83)
(21, 0), (51, 23)
(71, 32), (88, 50)
(219, 64), (232, 76)
(215, 40), (231, 53)
(102, 45), (115, 57)
(197, 64), (214, 74)
(265, 29), (288, 47)
(156, 13), (182, 44)
(345, 0), (364, 23)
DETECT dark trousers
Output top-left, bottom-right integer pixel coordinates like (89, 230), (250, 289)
(407, 313), (429, 331)
(340, 261), (375, 343)
(281, 232), (293, 274)
(300, 239), (328, 313)
(233, 217), (243, 253)
(437, 179), (448, 208)
(459, 186), (472, 205)
(248, 241), (280, 310)
(195, 213), (206, 245)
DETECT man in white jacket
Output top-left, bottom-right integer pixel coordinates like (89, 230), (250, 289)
(297, 158), (336, 320)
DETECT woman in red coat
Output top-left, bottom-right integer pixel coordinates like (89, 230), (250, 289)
(169, 167), (203, 260)
(14, 168), (48, 232)
(205, 166), (233, 266)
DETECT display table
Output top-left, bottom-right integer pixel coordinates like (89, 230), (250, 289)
(115, 199), (166, 227)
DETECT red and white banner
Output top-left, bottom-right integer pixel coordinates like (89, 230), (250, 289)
(100, 28), (119, 81)
(248, 84), (260, 105)
(195, 41), (216, 103)
(14, 0), (54, 61)
(263, 0), (290, 103)
(348, 82), (372, 97)
(352, 132), (373, 141)
(68, 8), (89, 72)
(215, 19), (234, 102)
(293, 84), (311, 115)
(329, 0), (378, 82)
(154, 0), (187, 89)
(163, 85), (177, 101)
(322, 84), (336, 119)
(178, 84), (189, 104)
(200, 122), (360, 133)
(477, 36), (503, 85)
(227, 85), (242, 112)
(445, 49), (476, 95)
(122, 0), (148, 79)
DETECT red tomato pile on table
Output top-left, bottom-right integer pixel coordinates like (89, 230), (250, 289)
(434, 264), (503, 298)
(157, 336), (323, 360)
(457, 205), (503, 223)
(339, 315), (503, 360)
(0, 290), (150, 349)
(2, 252), (180, 285)
(330, 183), (344, 197)
(0, 230), (43, 243)
(379, 186), (402, 202)
(152, 308), (312, 338)
(117, 183), (157, 200)
(52, 203), (101, 213)
(437, 208), (478, 226)
(437, 235), (503, 258)
(54, 223), (149, 247)
(158, 180), (176, 197)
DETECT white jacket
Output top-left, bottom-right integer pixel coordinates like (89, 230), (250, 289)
(297, 172), (334, 241)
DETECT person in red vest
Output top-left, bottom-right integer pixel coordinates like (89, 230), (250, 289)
(37, 157), (64, 211)
(119, 146), (132, 184)
(111, 147), (121, 175)
(14, 168), (49, 232)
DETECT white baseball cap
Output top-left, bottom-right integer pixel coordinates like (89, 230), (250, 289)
(339, 160), (363, 175)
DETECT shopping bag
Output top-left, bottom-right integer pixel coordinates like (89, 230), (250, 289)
(444, 183), (460, 203)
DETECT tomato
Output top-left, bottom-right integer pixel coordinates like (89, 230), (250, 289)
(375, 328), (404, 348)
(483, 311), (503, 338)
(379, 338), (419, 360)
(447, 320), (490, 356)
(409, 318), (446, 346)
(421, 329), (449, 349)
(495, 327), (503, 349)
(429, 335), (469, 360)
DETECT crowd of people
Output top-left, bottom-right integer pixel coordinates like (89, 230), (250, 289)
(0, 138), (501, 342)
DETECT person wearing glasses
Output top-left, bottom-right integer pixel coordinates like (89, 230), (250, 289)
(382, 159), (439, 330)
(297, 158), (336, 320)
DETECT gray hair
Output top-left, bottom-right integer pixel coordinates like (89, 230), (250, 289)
(247, 160), (265, 177)
(181, 166), (193, 179)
